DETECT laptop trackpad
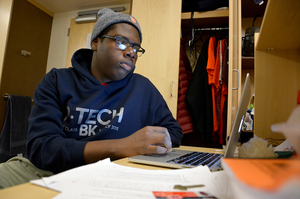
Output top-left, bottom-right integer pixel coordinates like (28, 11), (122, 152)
(145, 152), (181, 158)
(142, 149), (191, 160)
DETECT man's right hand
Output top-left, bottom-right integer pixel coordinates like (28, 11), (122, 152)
(122, 126), (172, 156)
(84, 126), (172, 164)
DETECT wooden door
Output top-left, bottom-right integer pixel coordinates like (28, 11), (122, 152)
(131, 0), (182, 118)
(65, 19), (96, 68)
(0, 0), (53, 131)
(227, 0), (242, 138)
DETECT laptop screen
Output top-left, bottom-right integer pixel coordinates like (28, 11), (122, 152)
(224, 73), (251, 158)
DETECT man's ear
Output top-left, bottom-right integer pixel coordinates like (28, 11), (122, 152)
(91, 38), (100, 51)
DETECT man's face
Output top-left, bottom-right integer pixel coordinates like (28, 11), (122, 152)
(91, 23), (141, 83)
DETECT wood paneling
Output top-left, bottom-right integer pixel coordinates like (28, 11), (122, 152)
(131, 0), (182, 117)
(254, 0), (300, 141)
(0, 0), (53, 131)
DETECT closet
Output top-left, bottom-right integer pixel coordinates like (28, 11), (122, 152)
(132, 0), (299, 147)
(181, 6), (230, 146)
(131, 0), (239, 147)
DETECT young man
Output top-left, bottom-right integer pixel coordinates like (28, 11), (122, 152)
(0, 8), (182, 188)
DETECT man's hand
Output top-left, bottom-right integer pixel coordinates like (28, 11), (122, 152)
(122, 126), (172, 156)
(84, 126), (172, 164)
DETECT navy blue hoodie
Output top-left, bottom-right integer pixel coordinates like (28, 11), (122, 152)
(26, 49), (182, 173)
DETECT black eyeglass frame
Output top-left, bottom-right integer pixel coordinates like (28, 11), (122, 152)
(101, 35), (145, 57)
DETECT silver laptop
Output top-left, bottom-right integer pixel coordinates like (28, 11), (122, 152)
(129, 73), (251, 171)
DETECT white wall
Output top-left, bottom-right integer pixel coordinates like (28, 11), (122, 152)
(46, 4), (131, 73)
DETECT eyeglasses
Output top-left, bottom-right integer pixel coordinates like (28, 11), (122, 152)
(102, 35), (145, 57)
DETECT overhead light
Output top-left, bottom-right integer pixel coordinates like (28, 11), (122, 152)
(75, 7), (125, 23)
(75, 14), (97, 23)
(252, 0), (264, 5)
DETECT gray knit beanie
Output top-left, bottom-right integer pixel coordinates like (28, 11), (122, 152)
(90, 8), (142, 46)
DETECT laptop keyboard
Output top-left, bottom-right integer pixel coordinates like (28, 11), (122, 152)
(166, 152), (223, 168)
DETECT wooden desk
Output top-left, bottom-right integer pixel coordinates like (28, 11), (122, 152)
(0, 146), (223, 198)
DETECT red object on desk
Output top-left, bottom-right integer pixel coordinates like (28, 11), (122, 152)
(222, 158), (300, 191)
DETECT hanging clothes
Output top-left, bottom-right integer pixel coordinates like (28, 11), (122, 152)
(206, 37), (219, 137)
(186, 38), (213, 141)
(213, 39), (222, 142)
(220, 39), (228, 144)
(177, 39), (194, 134)
(207, 38), (228, 145)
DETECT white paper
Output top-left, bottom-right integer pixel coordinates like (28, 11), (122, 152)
(31, 158), (228, 199)
(274, 139), (293, 151)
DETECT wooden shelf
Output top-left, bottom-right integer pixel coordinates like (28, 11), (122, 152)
(240, 0), (268, 72)
(242, 57), (254, 70)
(181, 9), (229, 29)
(254, 0), (300, 142)
(256, 0), (300, 50)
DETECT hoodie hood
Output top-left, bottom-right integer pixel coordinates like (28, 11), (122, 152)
(71, 48), (135, 92)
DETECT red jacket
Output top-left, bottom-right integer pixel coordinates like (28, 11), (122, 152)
(177, 39), (194, 134)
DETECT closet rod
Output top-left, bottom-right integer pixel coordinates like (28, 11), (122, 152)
(194, 27), (229, 31)
(183, 27), (229, 33)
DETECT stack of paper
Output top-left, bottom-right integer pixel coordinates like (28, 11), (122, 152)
(31, 159), (230, 199)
